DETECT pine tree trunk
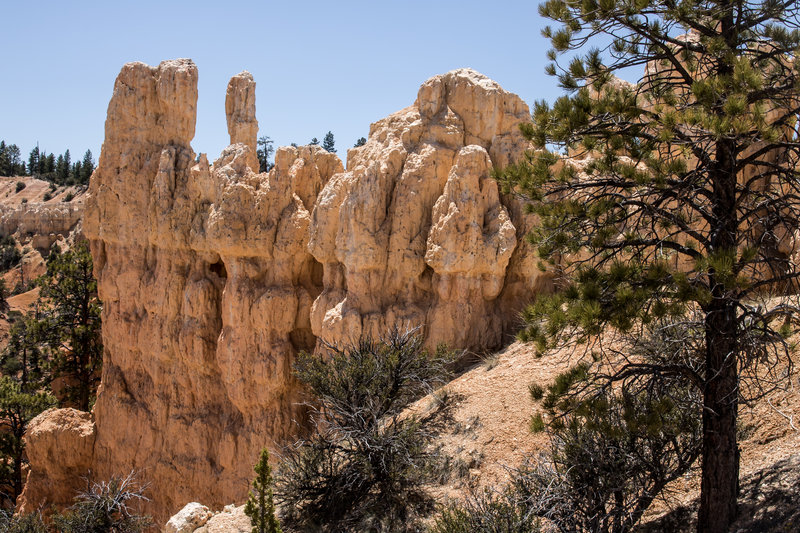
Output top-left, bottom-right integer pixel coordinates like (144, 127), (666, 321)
(697, 318), (739, 532)
(698, 134), (739, 532)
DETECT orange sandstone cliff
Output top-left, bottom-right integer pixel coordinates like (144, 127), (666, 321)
(19, 59), (549, 521)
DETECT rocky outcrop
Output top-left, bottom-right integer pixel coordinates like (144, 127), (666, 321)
(194, 505), (250, 533)
(21, 60), (547, 522)
(0, 202), (82, 239)
(308, 68), (543, 350)
(16, 408), (96, 514)
(165, 504), (250, 533)
(165, 503), (214, 533)
(225, 71), (258, 171)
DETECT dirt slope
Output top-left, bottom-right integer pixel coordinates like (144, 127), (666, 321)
(415, 338), (800, 530)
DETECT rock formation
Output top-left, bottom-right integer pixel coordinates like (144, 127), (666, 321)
(20, 60), (548, 521)
(165, 502), (214, 533)
(225, 71), (258, 171)
(17, 408), (95, 514)
(0, 202), (82, 241)
(307, 68), (541, 351)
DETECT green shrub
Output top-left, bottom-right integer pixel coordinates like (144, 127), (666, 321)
(15, 182), (25, 193)
(0, 510), (47, 533)
(43, 192), (52, 201)
(528, 383), (544, 400)
(0, 243), (20, 272)
(430, 488), (543, 533)
(276, 328), (453, 532)
(64, 192), (75, 202)
(528, 414), (545, 433)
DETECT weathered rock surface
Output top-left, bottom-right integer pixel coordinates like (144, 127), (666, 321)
(225, 71), (258, 171)
(22, 60), (547, 522)
(165, 502), (214, 533)
(309, 68), (544, 350)
(0, 202), (83, 239)
(193, 505), (250, 533)
(16, 408), (96, 514)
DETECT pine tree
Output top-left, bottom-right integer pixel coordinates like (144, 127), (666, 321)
(80, 149), (94, 184)
(244, 448), (282, 533)
(56, 149), (71, 184)
(322, 131), (336, 153)
(72, 160), (82, 183)
(1, 316), (47, 393)
(0, 142), (8, 176)
(309, 137), (319, 146)
(353, 137), (366, 148)
(55, 154), (66, 183)
(4, 144), (23, 176)
(27, 146), (39, 177)
(37, 241), (102, 411)
(63, 149), (71, 181)
(501, 2), (800, 531)
(0, 377), (56, 506)
(44, 152), (55, 175)
(256, 136), (275, 173)
(276, 330), (453, 531)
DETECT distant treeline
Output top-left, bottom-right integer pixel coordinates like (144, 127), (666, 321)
(0, 140), (95, 185)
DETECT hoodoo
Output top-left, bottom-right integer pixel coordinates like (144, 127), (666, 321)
(20, 59), (549, 521)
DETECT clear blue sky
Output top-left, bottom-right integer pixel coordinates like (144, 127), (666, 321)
(0, 0), (560, 165)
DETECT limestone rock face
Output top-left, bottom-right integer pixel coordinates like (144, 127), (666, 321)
(308, 68), (544, 351)
(75, 60), (340, 522)
(23, 62), (547, 522)
(0, 202), (83, 239)
(16, 408), (96, 514)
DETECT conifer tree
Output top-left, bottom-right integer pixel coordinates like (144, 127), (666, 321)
(37, 241), (102, 411)
(0, 142), (8, 176)
(257, 136), (275, 173)
(1, 316), (47, 393)
(501, 1), (800, 531)
(55, 154), (66, 182)
(9, 145), (24, 176)
(0, 377), (56, 505)
(0, 142), (24, 177)
(244, 448), (282, 533)
(80, 149), (94, 184)
(56, 149), (71, 183)
(322, 131), (336, 153)
(353, 137), (366, 148)
(309, 137), (319, 146)
(44, 152), (55, 175)
(27, 146), (39, 177)
(63, 149), (71, 179)
(72, 160), (83, 183)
